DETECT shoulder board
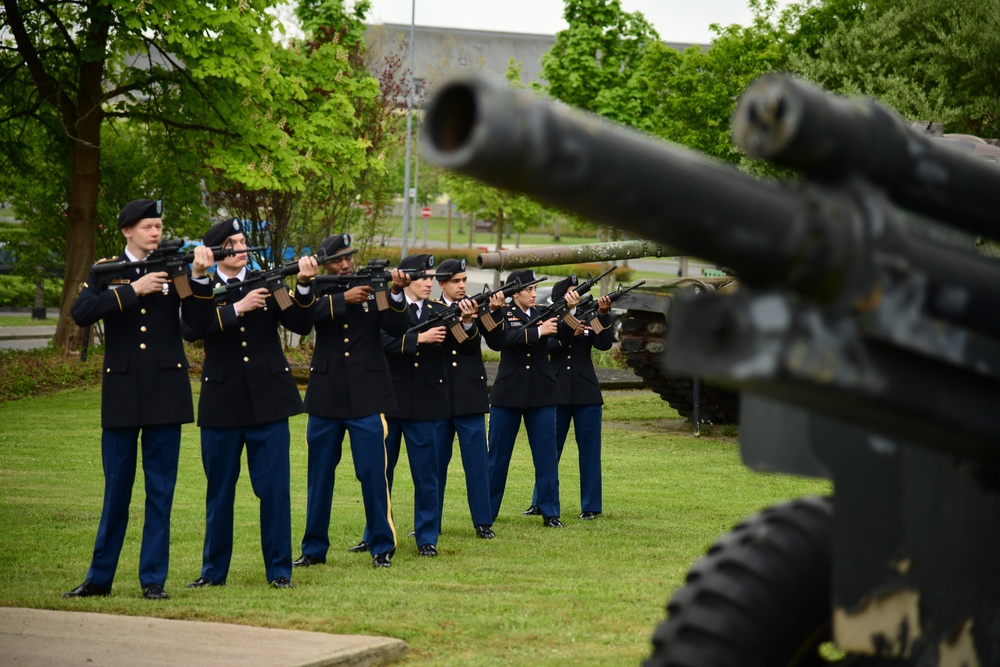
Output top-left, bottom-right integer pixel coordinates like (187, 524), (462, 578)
(95, 257), (119, 264)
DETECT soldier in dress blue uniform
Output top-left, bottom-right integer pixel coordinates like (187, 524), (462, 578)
(182, 218), (317, 589)
(292, 233), (410, 570)
(487, 269), (563, 527)
(433, 259), (507, 540)
(526, 276), (614, 520)
(65, 199), (214, 601)
(373, 253), (450, 556)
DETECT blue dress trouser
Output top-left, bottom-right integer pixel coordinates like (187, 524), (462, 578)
(532, 404), (604, 513)
(301, 414), (397, 558)
(199, 419), (292, 584)
(366, 418), (442, 548)
(87, 425), (180, 590)
(488, 405), (560, 519)
(436, 415), (493, 531)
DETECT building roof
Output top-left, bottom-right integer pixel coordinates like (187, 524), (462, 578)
(364, 23), (702, 89)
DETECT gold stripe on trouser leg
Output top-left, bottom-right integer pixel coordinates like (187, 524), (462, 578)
(379, 413), (397, 547)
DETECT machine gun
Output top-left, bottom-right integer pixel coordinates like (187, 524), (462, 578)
(407, 275), (546, 343)
(312, 259), (451, 311)
(523, 265), (616, 330)
(212, 259), (303, 310)
(422, 75), (1000, 666)
(90, 239), (264, 298)
(573, 280), (646, 334)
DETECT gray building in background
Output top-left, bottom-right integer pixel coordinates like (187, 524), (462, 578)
(365, 23), (700, 91)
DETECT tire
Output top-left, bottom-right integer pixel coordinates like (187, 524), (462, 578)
(619, 308), (739, 423)
(644, 496), (848, 667)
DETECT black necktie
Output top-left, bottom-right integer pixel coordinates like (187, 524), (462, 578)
(410, 302), (420, 320)
(227, 276), (241, 285)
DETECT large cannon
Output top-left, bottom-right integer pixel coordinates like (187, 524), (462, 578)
(422, 74), (1000, 665)
(477, 240), (742, 424)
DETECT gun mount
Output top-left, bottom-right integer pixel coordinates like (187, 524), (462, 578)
(423, 74), (1000, 666)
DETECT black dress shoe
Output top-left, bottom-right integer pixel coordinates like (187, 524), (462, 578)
(543, 516), (563, 528)
(142, 583), (169, 600)
(372, 554), (392, 568)
(292, 554), (324, 567)
(579, 511), (600, 520)
(347, 541), (370, 553)
(475, 525), (496, 539)
(270, 577), (293, 589)
(63, 581), (110, 599)
(187, 577), (224, 588)
(522, 505), (541, 516)
(418, 544), (438, 557)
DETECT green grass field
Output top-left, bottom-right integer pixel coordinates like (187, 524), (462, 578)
(0, 386), (830, 665)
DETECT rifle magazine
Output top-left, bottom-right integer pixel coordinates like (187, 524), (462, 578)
(480, 311), (499, 332)
(450, 321), (469, 344)
(375, 290), (390, 311)
(273, 288), (294, 310)
(563, 312), (582, 330)
(174, 275), (192, 299)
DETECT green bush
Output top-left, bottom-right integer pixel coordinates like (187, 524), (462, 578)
(0, 275), (63, 307)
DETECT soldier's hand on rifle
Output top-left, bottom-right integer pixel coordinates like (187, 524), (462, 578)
(389, 269), (411, 294)
(192, 246), (215, 279)
(598, 294), (612, 314)
(297, 255), (318, 283)
(459, 299), (477, 323)
(574, 322), (587, 337)
(417, 326), (447, 345)
(234, 287), (270, 314)
(132, 271), (169, 296)
(539, 317), (558, 337)
(488, 292), (506, 311)
(343, 285), (373, 305)
(565, 289), (581, 308)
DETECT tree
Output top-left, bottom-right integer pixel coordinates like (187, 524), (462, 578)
(0, 0), (371, 349)
(539, 0), (659, 128)
(788, 0), (1000, 139)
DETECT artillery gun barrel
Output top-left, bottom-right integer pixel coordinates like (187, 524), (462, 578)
(732, 74), (1000, 237)
(422, 77), (854, 299)
(477, 240), (675, 271)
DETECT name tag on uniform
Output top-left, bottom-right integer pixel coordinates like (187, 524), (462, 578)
(510, 320), (523, 328)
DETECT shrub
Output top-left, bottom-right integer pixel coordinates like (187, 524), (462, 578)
(0, 276), (63, 308)
(0, 347), (103, 403)
(535, 263), (634, 283)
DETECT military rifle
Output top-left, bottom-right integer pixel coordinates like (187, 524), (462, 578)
(574, 280), (645, 333)
(312, 259), (451, 311)
(90, 240), (264, 298)
(407, 275), (546, 342)
(523, 265), (617, 330)
(211, 258), (304, 310)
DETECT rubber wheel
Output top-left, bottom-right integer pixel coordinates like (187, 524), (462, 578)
(644, 496), (851, 667)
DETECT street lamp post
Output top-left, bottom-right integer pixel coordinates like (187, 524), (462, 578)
(400, 0), (416, 258)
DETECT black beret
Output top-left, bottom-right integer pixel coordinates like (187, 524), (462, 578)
(117, 199), (162, 229)
(398, 253), (434, 272)
(436, 258), (466, 279)
(505, 269), (536, 290)
(203, 217), (244, 247)
(318, 232), (358, 260)
(550, 275), (579, 302)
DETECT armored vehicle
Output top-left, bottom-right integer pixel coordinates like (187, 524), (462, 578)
(423, 74), (1000, 666)
(477, 240), (741, 423)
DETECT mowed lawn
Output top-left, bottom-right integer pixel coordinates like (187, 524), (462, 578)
(0, 384), (830, 665)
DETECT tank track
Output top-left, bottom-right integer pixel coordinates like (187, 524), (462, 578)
(619, 308), (740, 424)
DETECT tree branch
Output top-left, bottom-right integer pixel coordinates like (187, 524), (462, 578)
(103, 110), (240, 137)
